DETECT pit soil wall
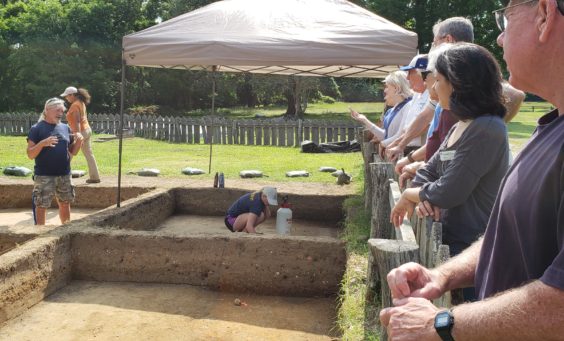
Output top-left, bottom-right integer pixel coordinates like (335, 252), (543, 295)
(174, 187), (347, 222)
(71, 229), (346, 297)
(0, 184), (152, 209)
(0, 234), (71, 323)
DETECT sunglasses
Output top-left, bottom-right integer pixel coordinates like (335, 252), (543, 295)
(494, 0), (564, 32)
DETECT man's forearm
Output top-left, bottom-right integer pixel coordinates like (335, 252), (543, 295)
(452, 281), (564, 340)
(435, 238), (482, 292)
(398, 107), (434, 148)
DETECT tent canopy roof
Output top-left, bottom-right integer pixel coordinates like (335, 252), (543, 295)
(123, 0), (418, 78)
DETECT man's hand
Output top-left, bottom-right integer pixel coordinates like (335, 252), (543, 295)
(380, 297), (442, 341)
(390, 195), (415, 227)
(399, 171), (415, 190)
(386, 145), (404, 162)
(416, 201), (441, 221)
(72, 132), (84, 144)
(395, 156), (411, 174)
(386, 262), (446, 300)
(42, 136), (59, 148)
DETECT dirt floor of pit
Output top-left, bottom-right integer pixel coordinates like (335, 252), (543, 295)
(157, 215), (340, 238)
(0, 208), (99, 230)
(0, 175), (357, 196)
(0, 281), (339, 341)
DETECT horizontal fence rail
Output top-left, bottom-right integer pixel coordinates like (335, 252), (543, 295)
(0, 112), (362, 147)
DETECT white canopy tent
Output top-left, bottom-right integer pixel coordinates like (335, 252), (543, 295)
(116, 0), (418, 205)
(123, 0), (418, 77)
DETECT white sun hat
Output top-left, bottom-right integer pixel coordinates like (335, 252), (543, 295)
(60, 86), (78, 97)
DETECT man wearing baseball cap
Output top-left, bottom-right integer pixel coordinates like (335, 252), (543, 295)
(381, 54), (431, 161)
(225, 187), (278, 233)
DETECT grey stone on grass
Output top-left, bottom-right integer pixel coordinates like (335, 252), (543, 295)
(3, 166), (32, 177)
(240, 170), (263, 178)
(71, 170), (86, 178)
(319, 166), (337, 173)
(182, 167), (205, 175)
(128, 168), (160, 177)
(286, 170), (309, 178)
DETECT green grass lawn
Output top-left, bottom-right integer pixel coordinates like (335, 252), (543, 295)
(0, 101), (548, 183)
(209, 101), (385, 121)
(0, 135), (365, 185)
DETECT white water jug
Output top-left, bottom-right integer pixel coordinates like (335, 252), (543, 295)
(276, 196), (292, 235)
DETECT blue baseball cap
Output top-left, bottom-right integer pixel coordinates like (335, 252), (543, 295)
(399, 55), (428, 71)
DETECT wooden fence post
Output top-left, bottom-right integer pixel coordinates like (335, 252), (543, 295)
(370, 162), (395, 239)
(369, 239), (419, 340)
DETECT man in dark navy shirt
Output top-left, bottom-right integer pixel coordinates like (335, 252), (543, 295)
(27, 98), (83, 225)
(225, 187), (278, 233)
(380, 1), (564, 340)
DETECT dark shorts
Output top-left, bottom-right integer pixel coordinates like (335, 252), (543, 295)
(224, 215), (237, 232)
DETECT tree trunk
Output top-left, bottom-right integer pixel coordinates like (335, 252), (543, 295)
(285, 76), (304, 118)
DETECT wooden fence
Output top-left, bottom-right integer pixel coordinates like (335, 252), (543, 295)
(0, 112), (362, 147)
(360, 135), (452, 339)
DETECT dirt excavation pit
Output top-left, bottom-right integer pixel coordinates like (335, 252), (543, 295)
(157, 215), (339, 237)
(0, 281), (338, 341)
(0, 185), (349, 339)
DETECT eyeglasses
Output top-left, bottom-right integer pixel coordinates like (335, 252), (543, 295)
(421, 71), (431, 81)
(493, 0), (537, 32)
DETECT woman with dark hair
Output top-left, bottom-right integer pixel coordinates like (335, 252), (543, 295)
(390, 43), (510, 300)
(61, 86), (100, 184)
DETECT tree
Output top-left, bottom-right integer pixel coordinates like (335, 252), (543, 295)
(361, 0), (506, 70)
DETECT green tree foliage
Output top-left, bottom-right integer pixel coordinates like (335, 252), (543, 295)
(0, 0), (509, 114)
(362, 0), (505, 66)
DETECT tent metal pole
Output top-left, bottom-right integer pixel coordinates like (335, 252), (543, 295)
(117, 56), (126, 207)
(208, 66), (217, 174)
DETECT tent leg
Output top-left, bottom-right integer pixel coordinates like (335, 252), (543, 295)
(117, 57), (126, 207)
(208, 68), (217, 174)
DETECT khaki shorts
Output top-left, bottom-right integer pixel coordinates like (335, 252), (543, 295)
(32, 175), (75, 208)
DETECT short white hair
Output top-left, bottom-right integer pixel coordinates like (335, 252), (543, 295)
(428, 43), (455, 72)
(39, 97), (66, 122)
(383, 71), (413, 99)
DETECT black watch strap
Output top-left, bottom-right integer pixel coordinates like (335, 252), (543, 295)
(435, 309), (455, 341)
(407, 150), (415, 163)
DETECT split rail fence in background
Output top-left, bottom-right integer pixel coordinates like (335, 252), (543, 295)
(0, 113), (361, 147)
(360, 133), (452, 339)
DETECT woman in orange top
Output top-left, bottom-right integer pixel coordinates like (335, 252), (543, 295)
(60, 86), (100, 183)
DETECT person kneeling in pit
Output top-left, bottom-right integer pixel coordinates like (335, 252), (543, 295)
(225, 187), (278, 233)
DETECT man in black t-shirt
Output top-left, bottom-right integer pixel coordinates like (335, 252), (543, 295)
(27, 98), (83, 225)
(380, 1), (564, 340)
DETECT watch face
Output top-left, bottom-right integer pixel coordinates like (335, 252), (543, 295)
(436, 315), (450, 327)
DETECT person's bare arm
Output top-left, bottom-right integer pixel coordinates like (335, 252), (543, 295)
(380, 279), (564, 341)
(27, 137), (58, 160)
(450, 281), (564, 341)
(264, 204), (271, 219)
(69, 133), (83, 156)
(502, 82), (526, 123)
(386, 238), (482, 300)
(244, 213), (258, 233)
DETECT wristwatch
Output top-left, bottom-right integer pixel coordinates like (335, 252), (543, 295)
(407, 150), (415, 163)
(434, 309), (455, 341)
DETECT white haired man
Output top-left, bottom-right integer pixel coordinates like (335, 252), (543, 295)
(380, 1), (564, 340)
(27, 98), (83, 225)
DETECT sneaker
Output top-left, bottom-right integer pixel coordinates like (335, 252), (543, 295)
(86, 179), (101, 184)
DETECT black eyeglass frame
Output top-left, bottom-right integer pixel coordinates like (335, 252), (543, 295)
(494, 0), (564, 32)
(420, 71), (432, 81)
